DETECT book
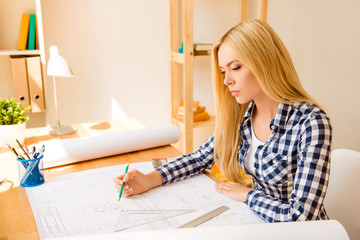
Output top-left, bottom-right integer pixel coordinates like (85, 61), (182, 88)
(26, 56), (45, 112)
(194, 43), (212, 51)
(176, 111), (210, 122)
(176, 100), (210, 122)
(178, 43), (212, 54)
(177, 100), (199, 115)
(17, 13), (30, 50)
(27, 14), (36, 50)
(10, 57), (30, 107)
(194, 50), (211, 56)
(35, 15), (39, 49)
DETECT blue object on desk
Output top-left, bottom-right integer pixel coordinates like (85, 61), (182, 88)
(17, 155), (45, 187)
(0, 177), (7, 186)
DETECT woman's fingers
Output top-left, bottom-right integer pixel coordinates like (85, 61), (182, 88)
(215, 182), (234, 191)
(122, 186), (134, 197)
(115, 182), (134, 198)
(215, 182), (251, 202)
(113, 169), (141, 197)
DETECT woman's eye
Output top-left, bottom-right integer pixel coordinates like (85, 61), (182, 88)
(220, 71), (225, 75)
(232, 66), (241, 71)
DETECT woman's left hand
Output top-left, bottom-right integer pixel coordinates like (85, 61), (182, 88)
(215, 182), (252, 202)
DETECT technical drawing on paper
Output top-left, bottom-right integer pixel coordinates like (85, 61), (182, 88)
(26, 162), (264, 239)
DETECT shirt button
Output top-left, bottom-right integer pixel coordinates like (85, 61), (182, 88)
(272, 160), (277, 164)
(283, 156), (288, 160)
(271, 125), (276, 130)
(296, 210), (301, 215)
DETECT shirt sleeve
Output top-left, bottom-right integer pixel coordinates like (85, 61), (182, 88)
(246, 112), (332, 222)
(155, 135), (215, 184)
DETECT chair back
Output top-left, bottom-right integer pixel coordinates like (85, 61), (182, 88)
(324, 148), (360, 240)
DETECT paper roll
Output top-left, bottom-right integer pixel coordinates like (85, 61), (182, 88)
(41, 124), (179, 168)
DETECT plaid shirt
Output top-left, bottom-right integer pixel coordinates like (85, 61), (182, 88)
(156, 101), (332, 222)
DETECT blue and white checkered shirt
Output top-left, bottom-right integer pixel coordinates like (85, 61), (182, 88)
(156, 101), (332, 222)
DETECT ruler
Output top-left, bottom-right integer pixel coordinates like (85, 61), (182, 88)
(119, 209), (195, 214)
(116, 208), (195, 231)
(177, 205), (230, 228)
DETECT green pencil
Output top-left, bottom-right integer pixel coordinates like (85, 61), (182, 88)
(118, 163), (129, 201)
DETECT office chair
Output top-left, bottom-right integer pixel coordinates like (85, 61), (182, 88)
(324, 148), (360, 240)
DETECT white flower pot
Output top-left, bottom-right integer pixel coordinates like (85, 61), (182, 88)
(0, 122), (26, 148)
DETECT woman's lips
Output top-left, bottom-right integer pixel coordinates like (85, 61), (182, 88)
(230, 90), (239, 96)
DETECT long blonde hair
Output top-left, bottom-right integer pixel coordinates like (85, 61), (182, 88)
(212, 19), (318, 183)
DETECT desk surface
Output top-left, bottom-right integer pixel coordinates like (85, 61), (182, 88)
(0, 120), (190, 240)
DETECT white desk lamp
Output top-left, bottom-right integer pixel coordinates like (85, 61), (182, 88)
(47, 45), (76, 135)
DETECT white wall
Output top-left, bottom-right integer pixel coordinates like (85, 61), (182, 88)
(41, 0), (172, 127)
(265, 0), (360, 151)
(41, 0), (360, 151)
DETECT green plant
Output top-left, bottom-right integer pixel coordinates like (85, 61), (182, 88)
(0, 98), (31, 125)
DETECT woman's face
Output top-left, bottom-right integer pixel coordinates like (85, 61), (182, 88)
(218, 44), (263, 104)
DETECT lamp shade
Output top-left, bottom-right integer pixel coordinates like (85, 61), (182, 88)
(47, 46), (73, 77)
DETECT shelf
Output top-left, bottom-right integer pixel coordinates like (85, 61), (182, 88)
(171, 51), (210, 65)
(194, 52), (211, 57)
(172, 115), (215, 129)
(171, 51), (184, 64)
(0, 49), (41, 56)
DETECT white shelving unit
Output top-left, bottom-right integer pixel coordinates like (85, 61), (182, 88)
(0, 0), (45, 97)
(0, 50), (41, 56)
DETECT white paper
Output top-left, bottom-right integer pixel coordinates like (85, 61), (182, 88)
(48, 220), (350, 240)
(26, 162), (264, 239)
(40, 124), (179, 168)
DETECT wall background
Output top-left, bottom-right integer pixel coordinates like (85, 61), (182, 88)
(37, 0), (360, 151)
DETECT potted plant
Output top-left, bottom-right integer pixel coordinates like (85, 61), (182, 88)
(0, 98), (31, 148)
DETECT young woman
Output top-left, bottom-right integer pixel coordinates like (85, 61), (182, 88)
(113, 19), (332, 222)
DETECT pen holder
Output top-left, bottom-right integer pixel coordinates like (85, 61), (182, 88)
(17, 155), (45, 187)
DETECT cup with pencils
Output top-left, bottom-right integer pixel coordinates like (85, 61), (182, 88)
(8, 140), (45, 187)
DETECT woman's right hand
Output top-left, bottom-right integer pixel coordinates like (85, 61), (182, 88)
(113, 170), (163, 198)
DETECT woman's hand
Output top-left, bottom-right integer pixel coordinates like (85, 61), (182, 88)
(215, 181), (252, 202)
(113, 170), (163, 197)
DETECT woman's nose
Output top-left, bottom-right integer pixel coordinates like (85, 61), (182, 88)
(223, 73), (234, 86)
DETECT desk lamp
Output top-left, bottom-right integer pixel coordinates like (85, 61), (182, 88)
(47, 45), (76, 135)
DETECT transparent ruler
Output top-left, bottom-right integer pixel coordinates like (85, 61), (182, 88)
(118, 209), (195, 214)
(115, 208), (196, 231)
(178, 205), (230, 228)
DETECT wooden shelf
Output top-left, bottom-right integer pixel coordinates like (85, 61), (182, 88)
(171, 51), (184, 64)
(172, 115), (215, 129)
(170, 0), (217, 154)
(170, 0), (268, 154)
(171, 50), (210, 65)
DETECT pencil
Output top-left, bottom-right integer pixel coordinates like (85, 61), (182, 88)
(7, 143), (28, 168)
(23, 142), (30, 154)
(7, 143), (18, 156)
(16, 139), (31, 160)
(118, 163), (129, 201)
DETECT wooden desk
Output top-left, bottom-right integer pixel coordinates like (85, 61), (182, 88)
(0, 120), (185, 240)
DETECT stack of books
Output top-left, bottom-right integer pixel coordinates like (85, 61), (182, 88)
(178, 43), (212, 55)
(175, 100), (211, 122)
(193, 43), (212, 55)
(17, 13), (38, 50)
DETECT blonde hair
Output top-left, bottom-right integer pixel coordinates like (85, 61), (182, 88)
(212, 19), (318, 183)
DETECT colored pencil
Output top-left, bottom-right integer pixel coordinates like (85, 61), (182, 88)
(118, 163), (129, 201)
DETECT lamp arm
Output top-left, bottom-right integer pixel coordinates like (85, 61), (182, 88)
(52, 76), (61, 127)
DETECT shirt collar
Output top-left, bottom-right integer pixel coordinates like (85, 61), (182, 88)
(243, 101), (255, 121)
(270, 102), (296, 129)
(243, 101), (296, 130)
